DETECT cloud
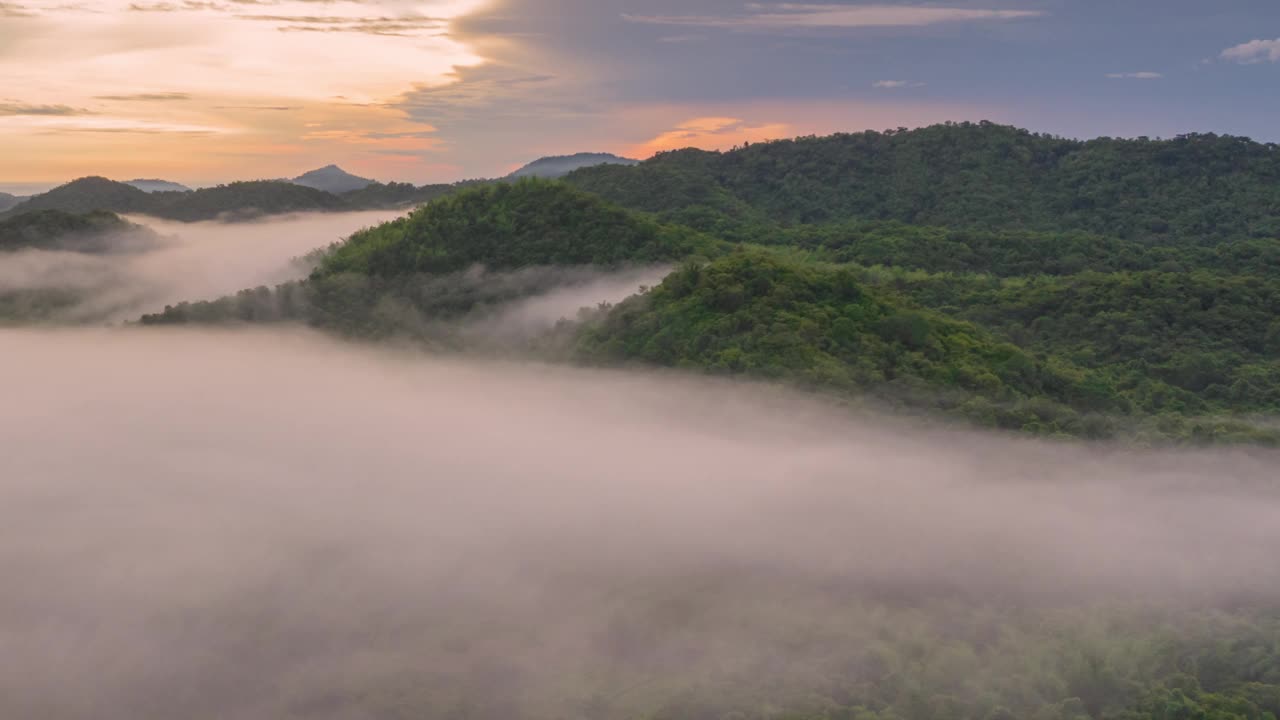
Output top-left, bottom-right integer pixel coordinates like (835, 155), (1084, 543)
(213, 105), (301, 111)
(128, 0), (224, 10)
(1, 325), (1279, 717)
(626, 115), (793, 157)
(0, 102), (92, 116)
(872, 79), (925, 88)
(1105, 71), (1162, 79)
(656, 33), (705, 43)
(0, 1), (34, 16)
(622, 4), (1044, 31)
(1220, 38), (1280, 64)
(237, 12), (447, 36)
(94, 92), (192, 101)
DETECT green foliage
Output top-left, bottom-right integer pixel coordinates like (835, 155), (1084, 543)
(852, 268), (1280, 419)
(0, 208), (153, 252)
(143, 181), (712, 341)
(138, 124), (1280, 443)
(0, 176), (481, 221)
(316, 179), (710, 278)
(567, 122), (1280, 243)
(575, 250), (1130, 437)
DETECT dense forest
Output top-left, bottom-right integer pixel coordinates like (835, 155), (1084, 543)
(0, 208), (159, 253)
(142, 181), (711, 340)
(0, 176), (476, 221)
(141, 123), (1280, 444)
(565, 122), (1280, 243)
(14, 122), (1280, 718)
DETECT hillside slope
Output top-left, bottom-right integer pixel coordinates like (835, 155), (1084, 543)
(509, 152), (638, 179)
(142, 180), (710, 338)
(292, 164), (374, 193)
(3, 177), (351, 221)
(567, 122), (1280, 243)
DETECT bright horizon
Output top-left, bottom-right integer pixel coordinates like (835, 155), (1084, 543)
(3, 0), (1278, 188)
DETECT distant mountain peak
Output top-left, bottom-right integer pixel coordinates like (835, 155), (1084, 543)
(508, 152), (639, 180)
(291, 165), (375, 194)
(125, 178), (192, 193)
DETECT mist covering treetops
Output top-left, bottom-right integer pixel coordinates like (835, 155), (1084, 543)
(0, 209), (160, 253)
(124, 179), (192, 193)
(314, 179), (710, 278)
(0, 192), (24, 213)
(507, 152), (639, 180)
(0, 175), (469, 220)
(138, 122), (1280, 443)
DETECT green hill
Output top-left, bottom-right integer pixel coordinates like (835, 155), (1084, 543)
(4, 177), (155, 217)
(567, 122), (1280, 244)
(141, 180), (710, 338)
(147, 180), (346, 221)
(0, 208), (159, 253)
(576, 250), (1279, 442)
(1, 176), (470, 221)
(136, 124), (1280, 443)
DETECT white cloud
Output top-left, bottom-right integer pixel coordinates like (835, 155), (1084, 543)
(623, 4), (1043, 31)
(1105, 71), (1162, 80)
(872, 80), (925, 89)
(1221, 38), (1280, 64)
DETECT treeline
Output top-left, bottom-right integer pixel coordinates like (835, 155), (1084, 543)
(0, 176), (481, 222)
(136, 124), (1280, 444)
(0, 208), (159, 253)
(567, 122), (1280, 243)
(141, 181), (708, 341)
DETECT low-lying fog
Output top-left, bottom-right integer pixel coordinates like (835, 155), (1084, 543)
(0, 210), (403, 322)
(2, 328), (1278, 719)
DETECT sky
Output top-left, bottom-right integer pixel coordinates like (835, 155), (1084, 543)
(1, 0), (1279, 189)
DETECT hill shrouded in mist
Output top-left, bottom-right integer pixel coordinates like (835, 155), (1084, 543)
(6, 122), (1280, 720)
(124, 179), (191, 193)
(1, 176), (443, 221)
(3, 328), (1279, 720)
(508, 152), (639, 179)
(0, 209), (159, 254)
(0, 192), (23, 213)
(141, 180), (708, 339)
(291, 164), (375, 194)
(134, 124), (1280, 444)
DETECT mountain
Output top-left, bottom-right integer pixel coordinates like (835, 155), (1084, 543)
(2, 177), (349, 221)
(139, 123), (1280, 444)
(508, 152), (639, 179)
(3, 177), (154, 217)
(0, 209), (160, 254)
(125, 178), (191, 193)
(141, 179), (711, 336)
(0, 192), (23, 213)
(149, 180), (346, 221)
(291, 164), (375, 194)
(565, 121), (1280, 243)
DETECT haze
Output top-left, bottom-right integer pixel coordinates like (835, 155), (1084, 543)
(0, 210), (403, 322)
(1, 326), (1277, 719)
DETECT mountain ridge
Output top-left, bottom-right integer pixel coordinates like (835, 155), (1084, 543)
(508, 152), (639, 179)
(291, 164), (375, 194)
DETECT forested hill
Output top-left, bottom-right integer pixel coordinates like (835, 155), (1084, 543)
(0, 209), (160, 253)
(141, 180), (711, 337)
(566, 121), (1280, 242)
(0, 176), (472, 221)
(136, 125), (1280, 444)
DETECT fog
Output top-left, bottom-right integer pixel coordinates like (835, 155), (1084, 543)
(1, 328), (1278, 719)
(0, 210), (403, 323)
